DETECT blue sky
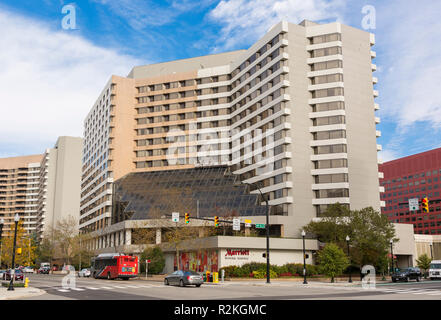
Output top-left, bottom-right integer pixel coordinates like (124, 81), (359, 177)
(0, 0), (440, 162)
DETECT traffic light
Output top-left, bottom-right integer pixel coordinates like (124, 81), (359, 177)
(422, 197), (429, 213)
(185, 213), (190, 224)
(214, 216), (219, 227)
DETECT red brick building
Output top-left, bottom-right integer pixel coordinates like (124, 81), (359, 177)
(379, 148), (441, 234)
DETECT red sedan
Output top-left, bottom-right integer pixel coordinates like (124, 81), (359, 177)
(3, 269), (24, 281)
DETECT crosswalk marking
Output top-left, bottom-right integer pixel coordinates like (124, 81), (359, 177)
(85, 287), (100, 290)
(70, 287), (85, 291)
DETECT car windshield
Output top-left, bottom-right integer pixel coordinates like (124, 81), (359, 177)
(430, 264), (441, 269)
(14, 269), (22, 273)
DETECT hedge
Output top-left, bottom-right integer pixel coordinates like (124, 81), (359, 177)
(220, 263), (319, 278)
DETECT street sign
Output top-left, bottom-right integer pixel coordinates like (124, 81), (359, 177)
(146, 259), (151, 263)
(233, 218), (240, 231)
(172, 212), (180, 222)
(409, 198), (419, 211)
(245, 219), (251, 228)
(256, 224), (265, 229)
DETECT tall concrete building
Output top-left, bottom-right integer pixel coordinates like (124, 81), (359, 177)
(0, 154), (43, 235)
(80, 20), (381, 248)
(36, 136), (83, 239)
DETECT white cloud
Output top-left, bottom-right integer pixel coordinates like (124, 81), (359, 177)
(208, 0), (345, 51)
(377, 1), (441, 129)
(0, 8), (141, 155)
(378, 149), (399, 163)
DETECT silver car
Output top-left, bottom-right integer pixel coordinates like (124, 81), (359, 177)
(164, 270), (203, 287)
(78, 268), (91, 277)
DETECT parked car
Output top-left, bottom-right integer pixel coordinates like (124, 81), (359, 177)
(37, 267), (50, 274)
(0, 270), (6, 278)
(22, 267), (34, 273)
(392, 267), (422, 282)
(3, 269), (24, 281)
(78, 268), (91, 277)
(164, 270), (204, 287)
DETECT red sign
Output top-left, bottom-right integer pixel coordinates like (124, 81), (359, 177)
(146, 259), (151, 263)
(225, 249), (249, 257)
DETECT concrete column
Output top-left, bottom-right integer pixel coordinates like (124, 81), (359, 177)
(245, 227), (250, 236)
(156, 228), (162, 245)
(125, 229), (131, 245)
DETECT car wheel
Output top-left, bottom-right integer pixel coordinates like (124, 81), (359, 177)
(164, 279), (169, 285)
(179, 279), (185, 287)
(392, 278), (396, 283)
(405, 277), (409, 282)
(196, 284), (201, 287)
(416, 276), (421, 282)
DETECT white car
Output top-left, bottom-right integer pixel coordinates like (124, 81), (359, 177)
(78, 268), (91, 277)
(22, 267), (34, 273)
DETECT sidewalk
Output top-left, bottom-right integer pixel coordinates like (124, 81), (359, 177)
(0, 287), (46, 300)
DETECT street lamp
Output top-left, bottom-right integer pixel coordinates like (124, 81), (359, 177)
(346, 235), (352, 283)
(430, 243), (433, 260)
(302, 230), (307, 284)
(8, 214), (20, 291)
(242, 182), (270, 284)
(389, 239), (394, 275)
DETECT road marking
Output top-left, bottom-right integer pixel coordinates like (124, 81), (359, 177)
(427, 291), (441, 295)
(57, 289), (70, 292)
(123, 285), (138, 288)
(99, 286), (114, 289)
(112, 285), (128, 289)
(85, 287), (100, 290)
(70, 287), (85, 291)
(412, 289), (440, 295)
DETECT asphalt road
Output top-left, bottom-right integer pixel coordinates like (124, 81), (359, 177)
(22, 274), (441, 300)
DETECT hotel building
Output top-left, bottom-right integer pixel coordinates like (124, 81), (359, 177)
(80, 20), (382, 254)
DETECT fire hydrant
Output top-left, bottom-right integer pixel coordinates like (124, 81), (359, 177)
(24, 277), (29, 288)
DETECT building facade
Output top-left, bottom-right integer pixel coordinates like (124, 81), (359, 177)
(379, 147), (441, 235)
(0, 155), (42, 235)
(81, 20), (381, 246)
(36, 136), (83, 239)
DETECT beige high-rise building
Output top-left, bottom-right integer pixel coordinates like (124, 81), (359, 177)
(0, 136), (83, 240)
(36, 136), (83, 239)
(80, 20), (381, 243)
(0, 154), (43, 235)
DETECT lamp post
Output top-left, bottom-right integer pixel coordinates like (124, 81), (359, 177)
(8, 214), (20, 291)
(390, 239), (394, 275)
(239, 182), (270, 284)
(430, 243), (433, 260)
(346, 235), (352, 283)
(302, 230), (307, 284)
(0, 218), (4, 268)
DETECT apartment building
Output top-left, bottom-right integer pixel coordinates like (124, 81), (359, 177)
(380, 147), (441, 235)
(0, 154), (43, 235)
(36, 136), (83, 239)
(80, 19), (381, 248)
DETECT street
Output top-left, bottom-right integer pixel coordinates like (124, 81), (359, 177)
(22, 274), (441, 300)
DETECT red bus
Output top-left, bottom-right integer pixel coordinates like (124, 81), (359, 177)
(91, 253), (138, 280)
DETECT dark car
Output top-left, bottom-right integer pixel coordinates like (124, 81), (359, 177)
(164, 270), (204, 287)
(392, 267), (422, 282)
(3, 269), (24, 281)
(37, 267), (50, 274)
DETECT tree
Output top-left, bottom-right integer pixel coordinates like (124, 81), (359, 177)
(317, 243), (349, 283)
(303, 204), (397, 274)
(1, 221), (37, 268)
(416, 253), (432, 278)
(140, 246), (165, 274)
